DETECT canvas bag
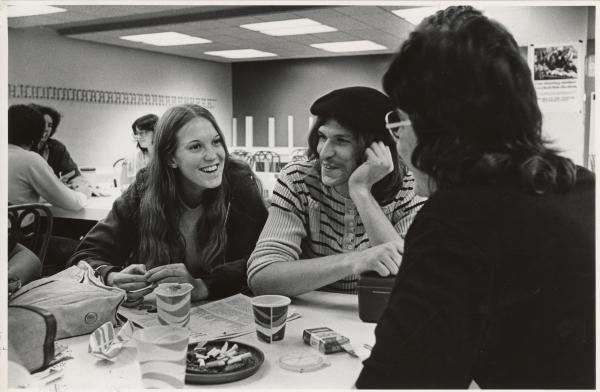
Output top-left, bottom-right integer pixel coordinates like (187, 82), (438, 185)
(8, 305), (57, 372)
(9, 260), (126, 340)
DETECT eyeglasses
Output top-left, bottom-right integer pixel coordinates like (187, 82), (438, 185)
(385, 109), (412, 139)
(133, 130), (153, 139)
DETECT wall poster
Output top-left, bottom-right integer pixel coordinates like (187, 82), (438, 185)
(528, 42), (585, 113)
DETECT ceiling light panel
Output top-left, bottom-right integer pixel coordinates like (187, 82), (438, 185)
(261, 24), (337, 36)
(391, 6), (444, 25)
(120, 32), (211, 46)
(311, 40), (387, 53)
(204, 49), (277, 59)
(240, 18), (337, 36)
(7, 5), (67, 18)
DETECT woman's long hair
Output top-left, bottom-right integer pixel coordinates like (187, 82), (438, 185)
(383, 6), (576, 194)
(137, 104), (239, 272)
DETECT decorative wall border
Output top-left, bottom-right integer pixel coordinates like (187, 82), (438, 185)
(8, 83), (217, 109)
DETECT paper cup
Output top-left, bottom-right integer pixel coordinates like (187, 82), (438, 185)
(155, 283), (194, 327)
(134, 326), (190, 389)
(251, 295), (291, 343)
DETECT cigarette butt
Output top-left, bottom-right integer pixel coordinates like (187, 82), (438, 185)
(220, 342), (229, 354)
(227, 352), (252, 365)
(225, 344), (239, 357)
(205, 359), (226, 368)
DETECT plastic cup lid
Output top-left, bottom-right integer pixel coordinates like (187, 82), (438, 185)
(278, 352), (328, 373)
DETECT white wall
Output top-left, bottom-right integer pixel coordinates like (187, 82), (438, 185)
(8, 28), (232, 168)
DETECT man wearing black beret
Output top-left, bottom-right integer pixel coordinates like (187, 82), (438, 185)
(248, 86), (426, 295)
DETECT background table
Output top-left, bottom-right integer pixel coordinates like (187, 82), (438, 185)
(47, 191), (119, 241)
(48, 192), (119, 222)
(50, 291), (375, 389)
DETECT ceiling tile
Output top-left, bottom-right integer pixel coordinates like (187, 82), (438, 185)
(8, 4), (593, 63)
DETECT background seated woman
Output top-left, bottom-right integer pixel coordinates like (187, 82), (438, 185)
(120, 113), (158, 189)
(29, 103), (87, 191)
(68, 104), (268, 302)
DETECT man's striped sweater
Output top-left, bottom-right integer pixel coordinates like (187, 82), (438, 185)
(247, 160), (427, 292)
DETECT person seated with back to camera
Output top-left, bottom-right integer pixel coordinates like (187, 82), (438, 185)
(355, 6), (594, 389)
(8, 104), (89, 210)
(68, 104), (268, 303)
(8, 105), (89, 276)
(120, 114), (158, 189)
(247, 86), (426, 296)
(29, 103), (90, 194)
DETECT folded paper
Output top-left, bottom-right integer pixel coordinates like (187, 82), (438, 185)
(88, 321), (136, 360)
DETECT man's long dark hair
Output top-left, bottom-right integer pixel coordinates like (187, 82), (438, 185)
(383, 6), (576, 194)
(306, 116), (407, 204)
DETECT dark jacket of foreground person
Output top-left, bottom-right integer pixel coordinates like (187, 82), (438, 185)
(356, 167), (595, 388)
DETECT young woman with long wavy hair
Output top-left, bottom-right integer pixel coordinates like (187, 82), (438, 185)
(69, 104), (268, 302)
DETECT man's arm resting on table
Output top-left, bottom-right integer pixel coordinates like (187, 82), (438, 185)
(249, 253), (356, 296)
(248, 242), (403, 297)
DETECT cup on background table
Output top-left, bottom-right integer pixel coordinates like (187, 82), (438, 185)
(134, 325), (190, 388)
(251, 295), (291, 343)
(154, 283), (194, 327)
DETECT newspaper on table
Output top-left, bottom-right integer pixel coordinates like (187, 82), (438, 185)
(118, 293), (300, 344)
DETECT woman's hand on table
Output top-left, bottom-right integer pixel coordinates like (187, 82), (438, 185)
(106, 264), (152, 301)
(145, 263), (209, 302)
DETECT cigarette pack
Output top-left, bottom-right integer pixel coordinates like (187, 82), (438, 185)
(302, 327), (349, 354)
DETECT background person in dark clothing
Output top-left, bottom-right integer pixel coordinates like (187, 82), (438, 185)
(356, 6), (595, 389)
(29, 104), (85, 187)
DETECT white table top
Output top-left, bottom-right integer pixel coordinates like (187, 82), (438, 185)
(52, 291), (375, 390)
(48, 191), (119, 221)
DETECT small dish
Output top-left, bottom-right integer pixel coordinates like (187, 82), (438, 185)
(185, 340), (264, 385)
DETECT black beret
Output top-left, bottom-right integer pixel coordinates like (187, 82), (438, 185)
(310, 86), (394, 137)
